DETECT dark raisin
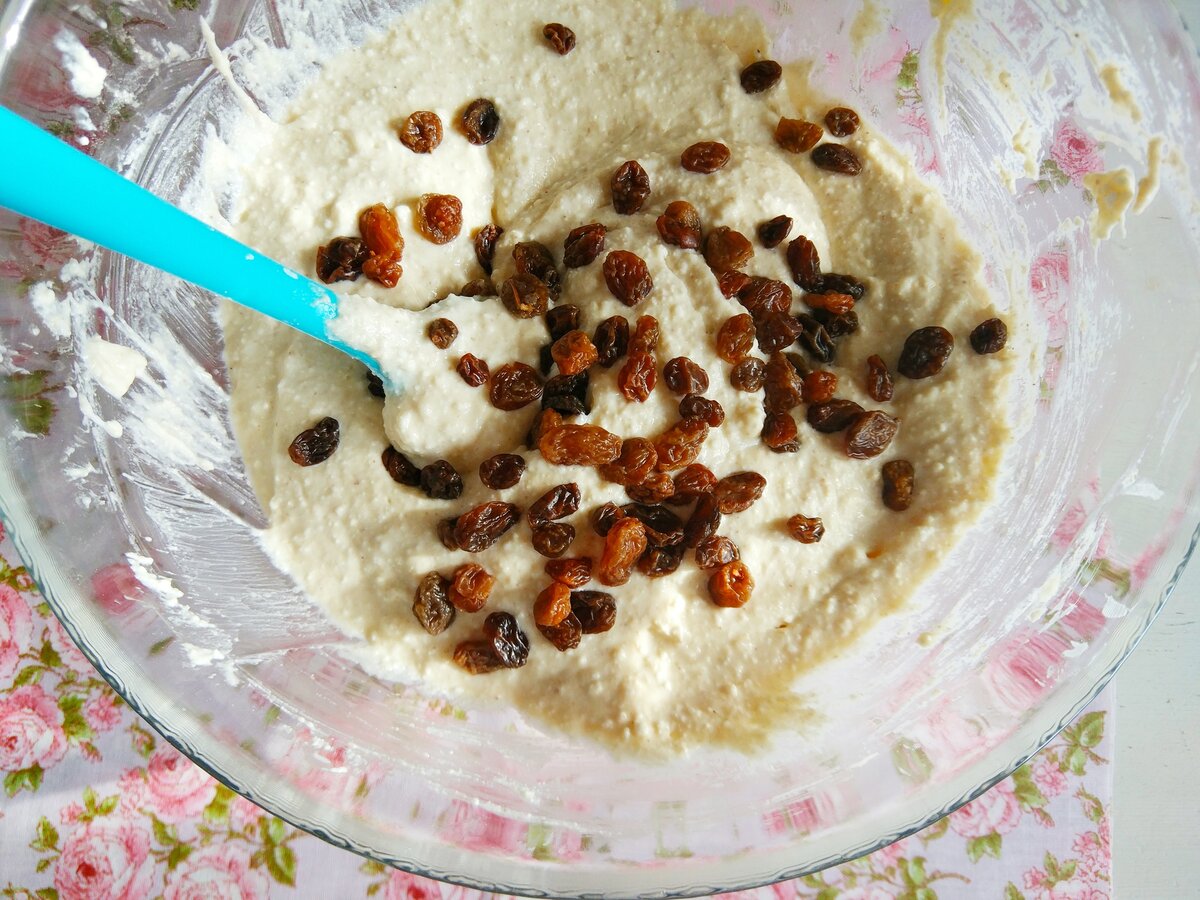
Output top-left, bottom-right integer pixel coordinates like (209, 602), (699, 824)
(453, 640), (505, 674)
(513, 241), (562, 300)
(656, 200), (703, 250)
(740, 59), (782, 93)
(758, 215), (793, 248)
(671, 463), (717, 504)
(785, 351), (813, 379)
(461, 98), (500, 145)
(437, 517), (460, 550)
(775, 118), (823, 154)
(695, 535), (740, 570)
(703, 226), (754, 273)
(382, 446), (421, 486)
(631, 315), (660, 352)
(625, 472), (676, 504)
(398, 111), (443, 153)
(545, 557), (592, 587)
(316, 237), (369, 283)
(534, 582), (572, 627)
(681, 141), (731, 174)
(416, 193), (463, 244)
(824, 106), (861, 137)
(797, 313), (837, 364)
(539, 423), (622, 465)
(762, 411), (801, 452)
(483, 611), (529, 668)
(528, 483), (581, 526)
(500, 274), (550, 319)
(543, 22), (576, 54)
(288, 417), (340, 466)
(637, 542), (685, 578)
(756, 311), (804, 353)
(663, 357), (709, 395)
(717, 314), (756, 363)
(802, 370), (838, 404)
(618, 351), (657, 402)
(538, 343), (555, 376)
(620, 503), (685, 546)
(737, 277), (792, 320)
(786, 235), (823, 291)
(598, 437), (658, 486)
(459, 278), (495, 297)
(812, 308), (859, 338)
(882, 459), (915, 511)
(570, 590), (616, 634)
(542, 371), (590, 416)
(679, 395), (724, 428)
(538, 612), (582, 651)
(532, 522), (576, 558)
(420, 459), (464, 500)
(603, 250), (653, 306)
(731, 357), (766, 392)
(845, 410), (900, 459)
(413, 573), (455, 635)
(366, 370), (385, 398)
(654, 417), (709, 471)
(590, 502), (625, 536)
(454, 501), (521, 552)
(807, 399), (865, 433)
(474, 224), (502, 275)
(812, 143), (863, 175)
(457, 353), (489, 387)
(819, 273), (867, 300)
(563, 223), (606, 268)
(970, 318), (1008, 355)
(611, 160), (651, 215)
(683, 494), (722, 548)
(449, 563), (494, 613)
(427, 317), (458, 349)
(489, 362), (543, 411)
(787, 514), (825, 544)
(898, 326), (954, 379)
(866, 355), (894, 402)
(594, 316), (630, 368)
(479, 453), (526, 490)
(763, 352), (804, 411)
(714, 472), (767, 514)
(596, 517), (647, 586)
(709, 560), (754, 607)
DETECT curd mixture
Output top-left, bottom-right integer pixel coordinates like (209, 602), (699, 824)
(221, 0), (1015, 752)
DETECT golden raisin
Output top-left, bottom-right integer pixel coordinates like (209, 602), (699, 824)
(703, 227), (754, 273)
(654, 417), (709, 471)
(631, 315), (660, 352)
(672, 463), (717, 503)
(598, 437), (658, 486)
(656, 200), (703, 249)
(618, 351), (657, 402)
(534, 582), (573, 627)
(730, 357), (766, 392)
(625, 472), (676, 504)
(500, 274), (550, 319)
(787, 514), (825, 543)
(844, 411), (899, 459)
(449, 563), (494, 613)
(457, 353), (489, 387)
(359, 204), (404, 287)
(717, 270), (751, 298)
(603, 250), (653, 306)
(427, 318), (458, 349)
(713, 471), (767, 514)
(681, 141), (731, 174)
(416, 194), (463, 244)
(802, 370), (838, 404)
(545, 556), (592, 588)
(695, 535), (740, 570)
(775, 118), (823, 154)
(716, 315), (755, 365)
(398, 111), (443, 153)
(708, 560), (754, 607)
(882, 460), (915, 511)
(762, 411), (801, 452)
(806, 292), (855, 315)
(539, 423), (622, 466)
(596, 517), (648, 586)
(551, 330), (599, 376)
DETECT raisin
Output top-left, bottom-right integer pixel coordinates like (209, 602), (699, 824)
(785, 351), (813, 379)
(499, 274), (549, 321)
(758, 215), (793, 249)
(543, 22), (576, 54)
(866, 355), (894, 402)
(590, 502), (625, 536)
(454, 501), (520, 552)
(717, 314), (756, 363)
(714, 472), (767, 514)
(625, 472), (676, 504)
(703, 226), (754, 273)
(695, 535), (740, 570)
(638, 543), (685, 578)
(970, 318), (1008, 354)
(603, 250), (653, 306)
(631, 316), (660, 352)
(882, 459), (915, 511)
(802, 370), (838, 404)
(813, 309), (859, 338)
(533, 582), (572, 627)
(540, 306), (578, 342)
(288, 417), (339, 466)
(611, 160), (651, 215)
(545, 556), (592, 587)
(484, 611), (530, 668)
(671, 463), (717, 503)
(717, 270), (752, 298)
(679, 395), (724, 428)
(382, 445), (421, 486)
(812, 143), (863, 175)
(683, 494), (722, 548)
(845, 410), (899, 459)
(539, 423), (622, 465)
(819, 273), (867, 300)
(596, 517), (647, 586)
(731, 357), (766, 392)
(416, 193), (463, 244)
(532, 522), (575, 558)
(797, 313), (837, 364)
(807, 399), (865, 433)
(427, 317), (459, 349)
(413, 573), (455, 635)
(461, 98), (500, 145)
(737, 277), (793, 320)
(656, 200), (703, 250)
(316, 237), (369, 283)
(398, 111), (443, 153)
(681, 141), (731, 174)
(551, 331), (599, 376)
(786, 235), (822, 291)
(620, 503), (685, 545)
(420, 459), (464, 500)
(528, 408), (563, 449)
(654, 417), (709, 471)
(489, 362), (543, 411)
(709, 560), (754, 607)
(805, 291), (855, 315)
(449, 563), (494, 613)
(598, 437), (658, 486)
(740, 59), (782, 93)
(824, 106), (860, 137)
(663, 357), (709, 395)
(474, 224), (502, 275)
(755, 311), (803, 353)
(512, 241), (562, 300)
(787, 514), (825, 544)
(618, 351), (657, 402)
(763, 352), (804, 411)
(360, 204), (404, 287)
(528, 483), (582, 526)
(538, 344), (555, 377)
(479, 453), (526, 490)
(459, 278), (495, 297)
(453, 640), (504, 674)
(437, 517), (460, 550)
(762, 411), (801, 452)
(457, 353), (490, 387)
(563, 223), (606, 268)
(366, 370), (385, 398)
(538, 612), (582, 651)
(594, 316), (630, 367)
(542, 371), (590, 416)
(571, 591), (616, 633)
(898, 326), (954, 379)
(775, 117), (823, 153)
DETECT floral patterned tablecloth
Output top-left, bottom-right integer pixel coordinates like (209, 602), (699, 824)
(0, 529), (1114, 900)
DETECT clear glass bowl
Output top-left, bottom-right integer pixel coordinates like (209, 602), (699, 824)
(1, 0), (1198, 895)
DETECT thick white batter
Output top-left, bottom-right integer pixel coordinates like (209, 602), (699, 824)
(221, 0), (1014, 753)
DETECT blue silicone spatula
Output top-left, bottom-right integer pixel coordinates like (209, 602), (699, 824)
(0, 106), (381, 372)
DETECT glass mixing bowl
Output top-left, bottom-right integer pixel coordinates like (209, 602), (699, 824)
(1, 0), (1198, 895)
